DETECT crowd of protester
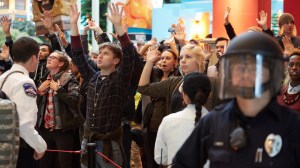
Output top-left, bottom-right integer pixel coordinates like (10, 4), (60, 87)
(0, 2), (300, 168)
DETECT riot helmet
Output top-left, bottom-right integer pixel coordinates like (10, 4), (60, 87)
(219, 32), (284, 99)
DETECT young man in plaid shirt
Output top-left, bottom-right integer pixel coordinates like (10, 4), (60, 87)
(69, 3), (136, 167)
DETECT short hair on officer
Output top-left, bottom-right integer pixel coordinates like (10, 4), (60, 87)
(219, 32), (284, 99)
(12, 37), (40, 63)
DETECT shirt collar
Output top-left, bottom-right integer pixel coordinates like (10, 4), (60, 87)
(233, 98), (282, 123)
(288, 82), (300, 94)
(10, 64), (29, 76)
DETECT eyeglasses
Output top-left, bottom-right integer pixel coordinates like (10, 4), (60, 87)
(231, 64), (256, 75)
(288, 62), (300, 68)
(47, 55), (59, 61)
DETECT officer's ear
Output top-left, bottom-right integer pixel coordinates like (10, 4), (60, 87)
(29, 55), (39, 73)
(31, 55), (38, 65)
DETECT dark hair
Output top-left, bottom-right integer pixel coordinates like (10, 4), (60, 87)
(40, 43), (53, 53)
(205, 34), (212, 38)
(52, 50), (71, 72)
(182, 72), (211, 125)
(157, 40), (171, 53)
(290, 51), (300, 57)
(189, 39), (199, 45)
(12, 37), (39, 63)
(215, 37), (229, 45)
(99, 42), (123, 65)
(162, 49), (178, 60)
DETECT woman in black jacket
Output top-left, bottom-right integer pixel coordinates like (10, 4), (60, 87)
(36, 50), (84, 168)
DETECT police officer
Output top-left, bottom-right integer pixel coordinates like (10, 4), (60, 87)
(172, 32), (300, 167)
(0, 37), (47, 168)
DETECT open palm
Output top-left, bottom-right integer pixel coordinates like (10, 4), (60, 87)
(106, 3), (123, 25)
(0, 16), (11, 34)
(69, 4), (80, 24)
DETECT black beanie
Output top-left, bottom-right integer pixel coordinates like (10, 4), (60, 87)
(182, 72), (211, 100)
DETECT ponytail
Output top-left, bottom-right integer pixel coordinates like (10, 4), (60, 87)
(192, 89), (210, 125)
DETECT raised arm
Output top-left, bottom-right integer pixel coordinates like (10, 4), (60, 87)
(81, 25), (90, 55)
(173, 24), (187, 48)
(105, 3), (125, 37)
(69, 4), (95, 82)
(224, 7), (236, 39)
(256, 10), (274, 37)
(0, 16), (14, 59)
(42, 10), (62, 51)
(106, 3), (136, 89)
(138, 49), (160, 86)
(139, 38), (156, 56)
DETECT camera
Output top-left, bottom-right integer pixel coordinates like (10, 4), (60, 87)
(168, 27), (176, 34)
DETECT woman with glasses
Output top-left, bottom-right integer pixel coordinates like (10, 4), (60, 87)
(36, 50), (83, 168)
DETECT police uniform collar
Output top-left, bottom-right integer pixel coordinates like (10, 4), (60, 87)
(233, 98), (282, 123)
(10, 64), (29, 76)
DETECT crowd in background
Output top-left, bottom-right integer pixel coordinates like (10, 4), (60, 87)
(0, 2), (300, 168)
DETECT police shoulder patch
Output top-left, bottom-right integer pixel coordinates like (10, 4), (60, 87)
(23, 83), (37, 97)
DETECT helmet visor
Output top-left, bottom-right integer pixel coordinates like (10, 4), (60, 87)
(219, 53), (283, 99)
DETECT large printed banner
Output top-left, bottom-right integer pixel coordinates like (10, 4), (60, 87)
(111, 0), (152, 29)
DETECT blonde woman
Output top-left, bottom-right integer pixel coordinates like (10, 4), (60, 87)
(276, 13), (300, 56)
(138, 43), (205, 116)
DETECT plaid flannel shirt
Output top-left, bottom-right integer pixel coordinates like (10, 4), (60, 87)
(71, 33), (135, 133)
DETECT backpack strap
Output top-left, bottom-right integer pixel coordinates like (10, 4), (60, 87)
(0, 71), (24, 90)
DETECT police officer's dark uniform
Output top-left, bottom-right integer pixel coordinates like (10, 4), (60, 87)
(172, 32), (300, 168)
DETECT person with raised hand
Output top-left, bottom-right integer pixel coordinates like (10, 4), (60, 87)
(224, 7), (274, 40)
(41, 10), (61, 52)
(0, 16), (14, 59)
(69, 3), (136, 167)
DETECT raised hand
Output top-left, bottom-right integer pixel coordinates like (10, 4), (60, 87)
(282, 36), (295, 58)
(88, 20), (103, 34)
(146, 37), (157, 47)
(224, 6), (231, 25)
(55, 24), (68, 47)
(69, 4), (81, 36)
(201, 43), (213, 60)
(41, 10), (54, 33)
(69, 4), (80, 25)
(173, 24), (186, 42)
(105, 3), (123, 26)
(164, 36), (175, 45)
(0, 16), (11, 36)
(146, 48), (161, 64)
(256, 10), (268, 30)
(105, 3), (125, 36)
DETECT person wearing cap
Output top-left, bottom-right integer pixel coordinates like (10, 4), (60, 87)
(276, 13), (300, 53)
(277, 51), (300, 112)
(154, 72), (211, 167)
(172, 32), (300, 168)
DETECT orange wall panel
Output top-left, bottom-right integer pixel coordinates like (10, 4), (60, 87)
(284, 0), (300, 35)
(213, 0), (271, 38)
